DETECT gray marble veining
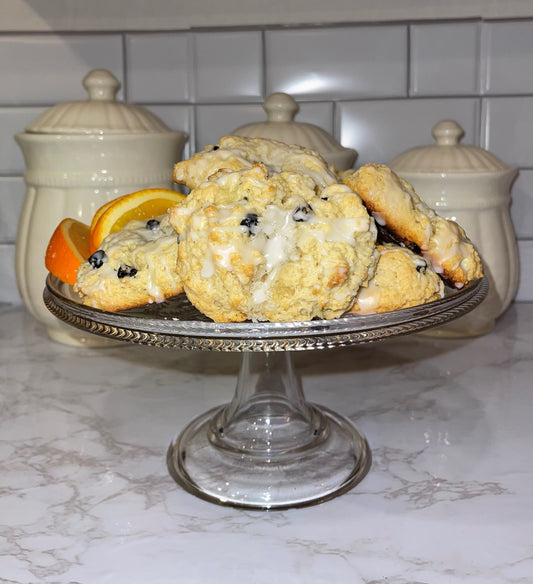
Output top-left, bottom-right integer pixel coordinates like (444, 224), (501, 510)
(1, 304), (532, 583)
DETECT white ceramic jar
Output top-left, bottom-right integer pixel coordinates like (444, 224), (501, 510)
(389, 120), (519, 337)
(14, 69), (187, 346)
(231, 92), (357, 170)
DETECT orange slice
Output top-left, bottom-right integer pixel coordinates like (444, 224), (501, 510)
(89, 188), (186, 253)
(89, 198), (117, 235)
(45, 218), (91, 286)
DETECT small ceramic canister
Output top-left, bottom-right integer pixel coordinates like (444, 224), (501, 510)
(231, 92), (357, 171)
(389, 119), (519, 337)
(15, 69), (187, 346)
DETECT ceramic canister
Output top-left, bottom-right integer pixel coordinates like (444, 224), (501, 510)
(389, 119), (519, 337)
(231, 92), (357, 171)
(15, 69), (187, 346)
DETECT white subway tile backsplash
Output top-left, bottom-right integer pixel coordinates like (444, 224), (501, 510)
(193, 31), (263, 102)
(0, 34), (124, 105)
(142, 104), (193, 159)
(482, 20), (533, 95)
(195, 103), (265, 150)
(516, 240), (533, 302)
(0, 107), (47, 174)
(338, 98), (479, 166)
(510, 170), (533, 239)
(0, 244), (19, 304)
(481, 97), (533, 168)
(195, 101), (335, 152)
(265, 26), (408, 99)
(410, 22), (480, 96)
(126, 33), (191, 103)
(0, 177), (24, 243)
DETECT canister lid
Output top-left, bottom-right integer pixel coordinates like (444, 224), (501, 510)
(231, 92), (357, 170)
(25, 69), (172, 135)
(389, 120), (515, 174)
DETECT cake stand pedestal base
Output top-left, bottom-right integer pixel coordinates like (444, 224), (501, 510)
(167, 351), (371, 510)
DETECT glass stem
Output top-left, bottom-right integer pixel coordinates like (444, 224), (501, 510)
(208, 351), (327, 457)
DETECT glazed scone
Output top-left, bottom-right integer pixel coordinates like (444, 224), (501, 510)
(173, 135), (338, 192)
(342, 163), (483, 288)
(169, 164), (377, 322)
(348, 244), (444, 315)
(74, 215), (183, 311)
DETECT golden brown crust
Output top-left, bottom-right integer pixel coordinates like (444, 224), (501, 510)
(343, 163), (483, 288)
(348, 244), (444, 314)
(174, 135), (338, 192)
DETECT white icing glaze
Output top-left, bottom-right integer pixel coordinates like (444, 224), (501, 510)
(145, 254), (164, 302)
(373, 211), (387, 226)
(425, 219), (473, 279)
(250, 206), (296, 306)
(308, 216), (370, 245)
(219, 136), (338, 190)
(198, 204), (254, 276)
(76, 216), (179, 301)
(213, 244), (236, 270)
(354, 284), (380, 314)
(201, 251), (215, 278)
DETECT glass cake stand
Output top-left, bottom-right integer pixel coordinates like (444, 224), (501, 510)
(44, 274), (488, 510)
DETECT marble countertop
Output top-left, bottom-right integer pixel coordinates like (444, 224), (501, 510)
(1, 303), (532, 584)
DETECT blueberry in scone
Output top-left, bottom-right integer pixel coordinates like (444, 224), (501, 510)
(74, 215), (183, 311)
(169, 164), (377, 322)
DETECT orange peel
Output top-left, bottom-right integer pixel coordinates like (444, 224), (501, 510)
(45, 218), (91, 285)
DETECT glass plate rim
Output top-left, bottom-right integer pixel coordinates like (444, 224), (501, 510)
(44, 273), (488, 341)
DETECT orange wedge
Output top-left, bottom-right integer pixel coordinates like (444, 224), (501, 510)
(89, 188), (186, 253)
(45, 218), (91, 286)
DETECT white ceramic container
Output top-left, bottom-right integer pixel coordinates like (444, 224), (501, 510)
(232, 92), (357, 170)
(14, 69), (187, 346)
(389, 119), (519, 337)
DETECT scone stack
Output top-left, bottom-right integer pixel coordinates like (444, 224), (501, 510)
(74, 136), (483, 321)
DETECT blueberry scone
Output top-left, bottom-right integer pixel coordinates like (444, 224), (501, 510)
(169, 164), (377, 322)
(342, 163), (483, 289)
(347, 244), (444, 315)
(74, 215), (183, 311)
(173, 135), (338, 192)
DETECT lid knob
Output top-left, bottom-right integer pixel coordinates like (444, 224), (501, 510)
(431, 119), (465, 146)
(263, 92), (300, 123)
(82, 69), (121, 102)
